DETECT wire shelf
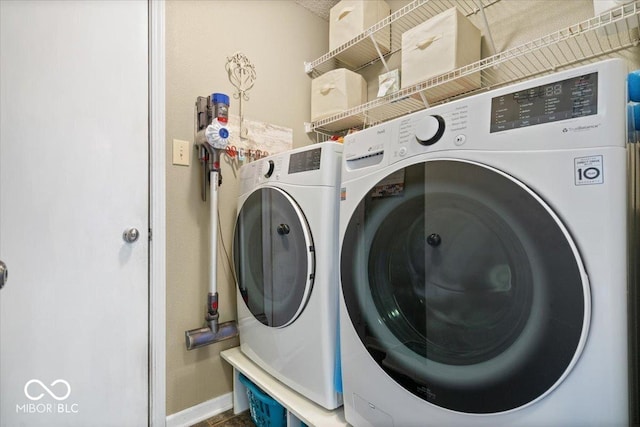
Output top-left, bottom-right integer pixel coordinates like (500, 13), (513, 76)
(305, 0), (502, 76)
(307, 1), (640, 134)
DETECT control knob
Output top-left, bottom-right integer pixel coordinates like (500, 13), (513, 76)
(263, 159), (275, 178)
(414, 115), (445, 146)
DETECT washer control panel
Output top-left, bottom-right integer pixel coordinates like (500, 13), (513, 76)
(343, 59), (625, 174)
(490, 71), (598, 133)
(288, 147), (322, 174)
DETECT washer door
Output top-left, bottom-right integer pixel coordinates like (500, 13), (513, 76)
(234, 187), (315, 328)
(341, 160), (589, 414)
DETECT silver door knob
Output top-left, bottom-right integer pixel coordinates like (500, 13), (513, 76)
(123, 228), (140, 243)
(0, 260), (7, 290)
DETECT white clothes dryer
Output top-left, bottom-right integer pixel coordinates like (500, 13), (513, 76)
(339, 59), (632, 426)
(234, 142), (343, 410)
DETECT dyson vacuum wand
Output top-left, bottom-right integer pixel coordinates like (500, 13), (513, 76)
(185, 93), (239, 350)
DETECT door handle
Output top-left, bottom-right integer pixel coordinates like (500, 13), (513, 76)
(123, 228), (140, 243)
(0, 260), (7, 290)
(277, 224), (290, 235)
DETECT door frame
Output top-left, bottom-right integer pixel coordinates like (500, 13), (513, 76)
(149, 1), (166, 425)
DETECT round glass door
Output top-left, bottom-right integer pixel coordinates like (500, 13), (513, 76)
(341, 160), (589, 414)
(234, 187), (315, 328)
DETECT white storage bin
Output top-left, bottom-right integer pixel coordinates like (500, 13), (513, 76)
(311, 69), (367, 122)
(401, 7), (481, 100)
(330, 0), (390, 61)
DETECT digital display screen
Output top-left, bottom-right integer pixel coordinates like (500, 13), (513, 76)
(490, 72), (598, 133)
(288, 147), (322, 174)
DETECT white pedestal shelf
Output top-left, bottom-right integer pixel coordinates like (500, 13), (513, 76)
(221, 347), (348, 427)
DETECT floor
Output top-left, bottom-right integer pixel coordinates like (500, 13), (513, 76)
(191, 409), (256, 427)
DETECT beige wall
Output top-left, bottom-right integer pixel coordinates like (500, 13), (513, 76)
(166, 0), (639, 417)
(165, 0), (329, 415)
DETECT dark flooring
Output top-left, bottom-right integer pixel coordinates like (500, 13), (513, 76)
(191, 409), (256, 427)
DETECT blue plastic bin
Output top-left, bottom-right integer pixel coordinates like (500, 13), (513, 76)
(238, 373), (287, 427)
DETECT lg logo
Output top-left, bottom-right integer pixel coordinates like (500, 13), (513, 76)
(24, 379), (71, 401)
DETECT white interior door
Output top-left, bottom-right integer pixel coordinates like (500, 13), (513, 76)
(0, 1), (149, 426)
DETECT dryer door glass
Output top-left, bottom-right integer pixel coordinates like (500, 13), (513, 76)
(235, 187), (315, 328)
(341, 160), (589, 414)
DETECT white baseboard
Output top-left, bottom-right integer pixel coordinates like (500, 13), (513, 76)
(166, 393), (233, 427)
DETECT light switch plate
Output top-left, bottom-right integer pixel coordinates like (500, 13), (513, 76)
(173, 139), (190, 166)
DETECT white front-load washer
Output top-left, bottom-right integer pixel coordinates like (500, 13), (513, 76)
(234, 142), (343, 410)
(339, 59), (633, 426)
